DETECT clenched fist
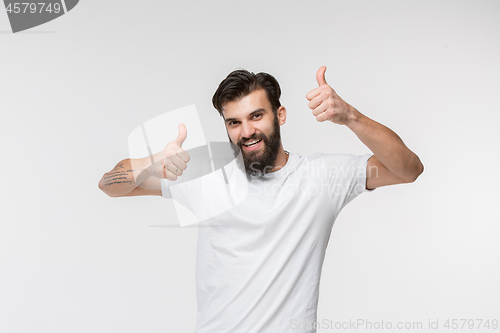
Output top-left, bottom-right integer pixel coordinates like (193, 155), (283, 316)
(149, 123), (191, 181)
(306, 66), (357, 125)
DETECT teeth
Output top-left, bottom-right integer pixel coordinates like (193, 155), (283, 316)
(244, 139), (261, 147)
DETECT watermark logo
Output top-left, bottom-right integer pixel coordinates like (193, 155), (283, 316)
(3, 0), (79, 33)
(128, 105), (248, 227)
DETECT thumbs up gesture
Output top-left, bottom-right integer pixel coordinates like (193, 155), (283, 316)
(305, 66), (356, 125)
(150, 123), (191, 181)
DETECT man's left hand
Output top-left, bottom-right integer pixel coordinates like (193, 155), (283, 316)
(306, 66), (357, 125)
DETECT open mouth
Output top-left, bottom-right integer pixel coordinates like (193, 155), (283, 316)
(243, 139), (262, 147)
(242, 138), (263, 151)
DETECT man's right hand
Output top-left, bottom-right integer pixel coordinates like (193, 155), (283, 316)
(149, 123), (191, 181)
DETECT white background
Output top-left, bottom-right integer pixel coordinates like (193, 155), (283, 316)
(1, 0), (499, 332)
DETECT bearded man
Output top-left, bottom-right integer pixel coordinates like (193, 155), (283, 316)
(99, 67), (423, 333)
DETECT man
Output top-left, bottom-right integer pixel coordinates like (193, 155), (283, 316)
(99, 66), (423, 332)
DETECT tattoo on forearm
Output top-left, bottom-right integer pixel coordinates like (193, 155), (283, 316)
(103, 168), (137, 180)
(101, 164), (142, 188)
(103, 172), (128, 179)
(103, 180), (133, 186)
(112, 163), (125, 170)
(104, 176), (127, 182)
(103, 174), (134, 186)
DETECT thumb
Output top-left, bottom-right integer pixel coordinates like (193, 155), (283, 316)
(316, 66), (327, 86)
(175, 123), (187, 146)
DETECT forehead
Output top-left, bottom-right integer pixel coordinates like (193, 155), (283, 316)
(222, 89), (272, 119)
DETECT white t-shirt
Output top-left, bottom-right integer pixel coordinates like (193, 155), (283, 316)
(161, 152), (374, 332)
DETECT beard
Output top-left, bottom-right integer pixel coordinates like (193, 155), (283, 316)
(229, 114), (282, 177)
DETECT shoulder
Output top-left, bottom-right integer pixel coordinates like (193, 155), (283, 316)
(303, 152), (371, 168)
(284, 152), (372, 178)
(302, 153), (374, 182)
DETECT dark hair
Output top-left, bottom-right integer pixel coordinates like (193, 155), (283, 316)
(212, 69), (281, 117)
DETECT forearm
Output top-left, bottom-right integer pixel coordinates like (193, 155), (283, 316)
(346, 107), (423, 181)
(98, 156), (155, 197)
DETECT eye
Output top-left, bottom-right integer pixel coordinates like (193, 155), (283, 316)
(252, 113), (262, 119)
(228, 121), (238, 126)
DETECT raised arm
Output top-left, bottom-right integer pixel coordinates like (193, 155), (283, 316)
(98, 123), (190, 197)
(306, 66), (423, 190)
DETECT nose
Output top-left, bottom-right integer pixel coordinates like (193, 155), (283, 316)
(240, 121), (256, 140)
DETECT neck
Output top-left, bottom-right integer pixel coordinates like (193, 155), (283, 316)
(269, 145), (289, 173)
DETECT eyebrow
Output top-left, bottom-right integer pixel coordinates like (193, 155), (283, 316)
(224, 108), (266, 124)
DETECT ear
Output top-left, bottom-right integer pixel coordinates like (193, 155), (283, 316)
(277, 106), (287, 126)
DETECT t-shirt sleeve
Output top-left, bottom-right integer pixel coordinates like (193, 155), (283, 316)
(342, 153), (375, 207)
(160, 179), (172, 199)
(327, 153), (375, 210)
